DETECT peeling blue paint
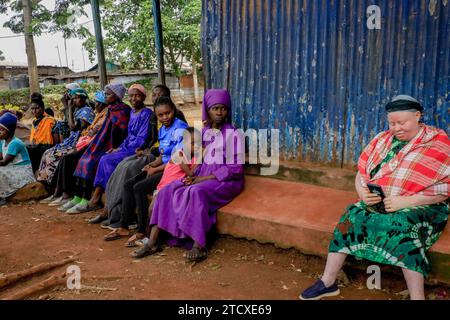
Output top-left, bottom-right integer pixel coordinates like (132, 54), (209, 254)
(202, 0), (450, 167)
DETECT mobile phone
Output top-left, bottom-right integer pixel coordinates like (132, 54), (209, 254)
(366, 183), (387, 213)
(367, 183), (385, 199)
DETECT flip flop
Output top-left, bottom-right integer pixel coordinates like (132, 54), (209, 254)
(104, 231), (125, 241)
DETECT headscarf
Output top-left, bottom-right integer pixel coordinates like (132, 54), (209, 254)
(65, 82), (81, 91)
(94, 90), (107, 104)
(105, 83), (126, 100)
(385, 95), (423, 113)
(75, 106), (95, 125)
(70, 88), (88, 98)
(128, 84), (147, 97)
(202, 89), (232, 123)
(0, 112), (18, 134)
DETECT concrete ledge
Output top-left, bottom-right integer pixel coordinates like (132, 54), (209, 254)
(217, 176), (450, 284)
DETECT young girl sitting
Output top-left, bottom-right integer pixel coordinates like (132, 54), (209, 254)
(115, 97), (188, 246)
(104, 126), (200, 242)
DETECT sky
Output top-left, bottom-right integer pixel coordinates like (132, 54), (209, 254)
(0, 0), (96, 72)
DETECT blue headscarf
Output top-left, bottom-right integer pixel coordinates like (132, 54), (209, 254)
(70, 88), (88, 98)
(0, 112), (18, 134)
(75, 106), (95, 124)
(94, 90), (107, 104)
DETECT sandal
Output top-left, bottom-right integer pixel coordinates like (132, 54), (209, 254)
(125, 234), (145, 247)
(104, 230), (130, 241)
(131, 244), (161, 259)
(184, 247), (208, 262)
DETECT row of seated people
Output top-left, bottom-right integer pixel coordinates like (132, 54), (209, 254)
(0, 89), (448, 300)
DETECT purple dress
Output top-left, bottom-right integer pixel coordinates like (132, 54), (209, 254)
(93, 108), (153, 189)
(150, 123), (245, 248)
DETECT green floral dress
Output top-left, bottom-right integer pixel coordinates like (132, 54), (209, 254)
(329, 137), (449, 276)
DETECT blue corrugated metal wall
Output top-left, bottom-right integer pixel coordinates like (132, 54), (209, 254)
(202, 0), (450, 167)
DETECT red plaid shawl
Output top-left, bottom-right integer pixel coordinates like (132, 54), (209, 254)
(358, 125), (450, 197)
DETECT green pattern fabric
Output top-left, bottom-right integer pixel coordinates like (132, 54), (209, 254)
(369, 137), (408, 179)
(329, 138), (449, 276)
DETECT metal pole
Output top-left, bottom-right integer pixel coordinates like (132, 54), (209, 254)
(90, 0), (107, 88)
(152, 0), (165, 85)
(64, 37), (69, 68)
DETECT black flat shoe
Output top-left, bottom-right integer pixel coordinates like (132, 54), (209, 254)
(88, 214), (108, 224)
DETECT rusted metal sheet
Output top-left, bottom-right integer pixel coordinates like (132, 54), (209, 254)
(202, 0), (450, 167)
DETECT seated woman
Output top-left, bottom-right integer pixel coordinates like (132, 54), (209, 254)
(42, 91), (109, 206)
(104, 126), (200, 242)
(68, 84), (154, 214)
(300, 95), (449, 301)
(92, 84), (187, 227)
(52, 83), (81, 144)
(62, 84), (131, 214)
(97, 96), (188, 245)
(132, 89), (245, 262)
(26, 93), (56, 173)
(37, 88), (94, 202)
(0, 112), (36, 205)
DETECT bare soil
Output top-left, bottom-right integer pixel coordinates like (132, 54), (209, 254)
(0, 202), (449, 300)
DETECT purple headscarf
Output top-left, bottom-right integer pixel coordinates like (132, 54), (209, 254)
(105, 83), (127, 100)
(202, 89), (232, 123)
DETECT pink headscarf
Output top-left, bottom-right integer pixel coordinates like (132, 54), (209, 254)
(202, 89), (232, 123)
(128, 84), (147, 97)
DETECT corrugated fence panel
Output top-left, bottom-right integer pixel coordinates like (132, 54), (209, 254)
(201, 0), (450, 167)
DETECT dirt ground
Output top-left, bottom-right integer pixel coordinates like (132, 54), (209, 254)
(0, 202), (449, 301)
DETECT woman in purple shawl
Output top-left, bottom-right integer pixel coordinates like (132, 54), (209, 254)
(79, 84), (153, 213)
(132, 89), (245, 262)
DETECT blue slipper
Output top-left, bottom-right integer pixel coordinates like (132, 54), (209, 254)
(300, 279), (340, 300)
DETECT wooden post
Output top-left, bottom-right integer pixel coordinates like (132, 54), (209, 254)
(22, 0), (39, 93)
(90, 0), (107, 88)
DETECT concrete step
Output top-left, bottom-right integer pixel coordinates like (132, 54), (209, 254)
(217, 176), (450, 284)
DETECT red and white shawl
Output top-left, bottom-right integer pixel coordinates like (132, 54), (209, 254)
(358, 125), (450, 197)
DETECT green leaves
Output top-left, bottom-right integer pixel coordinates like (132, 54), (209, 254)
(2, 0), (92, 38)
(83, 0), (201, 73)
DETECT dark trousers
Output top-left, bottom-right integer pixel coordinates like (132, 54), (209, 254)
(121, 171), (163, 234)
(27, 144), (52, 173)
(51, 147), (86, 196)
(74, 177), (93, 200)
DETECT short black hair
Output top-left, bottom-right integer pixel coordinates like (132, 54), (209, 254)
(153, 84), (171, 97)
(154, 96), (176, 110)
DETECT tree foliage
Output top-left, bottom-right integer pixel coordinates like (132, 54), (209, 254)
(83, 0), (202, 74)
(0, 0), (92, 39)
